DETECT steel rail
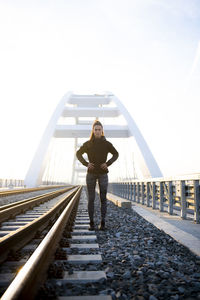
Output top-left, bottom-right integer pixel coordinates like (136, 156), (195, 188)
(0, 187), (73, 212)
(0, 187), (74, 223)
(1, 186), (82, 300)
(0, 187), (78, 263)
(0, 185), (70, 198)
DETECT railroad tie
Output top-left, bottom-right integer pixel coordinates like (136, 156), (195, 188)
(53, 190), (111, 299)
(0, 196), (62, 238)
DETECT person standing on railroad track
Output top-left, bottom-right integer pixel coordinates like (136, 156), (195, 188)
(76, 120), (119, 231)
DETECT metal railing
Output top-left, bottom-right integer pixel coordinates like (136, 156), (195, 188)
(0, 179), (69, 189)
(108, 177), (200, 223)
(0, 179), (24, 189)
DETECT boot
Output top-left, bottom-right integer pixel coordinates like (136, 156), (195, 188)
(99, 220), (106, 231)
(89, 220), (95, 231)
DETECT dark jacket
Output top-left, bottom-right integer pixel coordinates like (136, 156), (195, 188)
(76, 136), (119, 174)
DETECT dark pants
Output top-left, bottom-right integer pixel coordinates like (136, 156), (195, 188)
(86, 173), (108, 223)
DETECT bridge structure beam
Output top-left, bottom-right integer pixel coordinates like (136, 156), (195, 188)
(24, 92), (162, 187)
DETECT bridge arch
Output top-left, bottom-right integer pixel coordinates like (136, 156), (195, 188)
(24, 92), (162, 187)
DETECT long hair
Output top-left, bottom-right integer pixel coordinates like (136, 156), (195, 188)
(89, 120), (105, 140)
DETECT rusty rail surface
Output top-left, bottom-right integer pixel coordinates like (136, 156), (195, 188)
(1, 186), (82, 300)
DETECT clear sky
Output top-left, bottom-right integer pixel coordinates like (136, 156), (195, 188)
(0, 0), (200, 181)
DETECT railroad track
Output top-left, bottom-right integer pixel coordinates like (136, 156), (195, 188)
(0, 186), (79, 297)
(0, 187), (112, 300)
(0, 186), (77, 263)
(0, 186), (74, 223)
(0, 185), (69, 198)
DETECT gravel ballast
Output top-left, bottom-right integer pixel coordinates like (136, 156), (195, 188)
(41, 190), (200, 300)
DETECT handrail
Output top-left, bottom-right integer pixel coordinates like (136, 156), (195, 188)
(109, 179), (200, 223)
(1, 186), (82, 300)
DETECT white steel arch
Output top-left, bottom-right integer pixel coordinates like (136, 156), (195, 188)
(24, 92), (162, 187)
(111, 94), (162, 178)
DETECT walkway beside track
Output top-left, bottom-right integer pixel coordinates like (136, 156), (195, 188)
(107, 193), (200, 257)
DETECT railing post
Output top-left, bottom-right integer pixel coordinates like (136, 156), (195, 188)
(141, 182), (144, 205)
(133, 182), (136, 202)
(127, 182), (130, 200)
(130, 183), (133, 201)
(124, 182), (126, 199)
(167, 181), (173, 215)
(194, 180), (200, 223)
(125, 182), (127, 199)
(146, 182), (150, 207)
(115, 183), (118, 196)
(159, 181), (164, 212)
(118, 183), (121, 197)
(152, 182), (156, 209)
(137, 182), (140, 203)
(180, 180), (186, 219)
